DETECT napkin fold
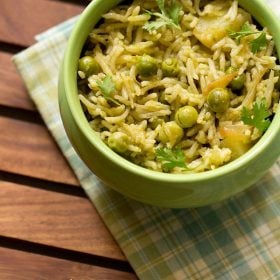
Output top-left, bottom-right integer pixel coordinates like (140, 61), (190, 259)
(13, 1), (280, 278)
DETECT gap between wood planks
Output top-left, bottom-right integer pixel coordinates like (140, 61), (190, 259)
(0, 171), (86, 198)
(0, 236), (134, 273)
(48, 0), (91, 6)
(0, 247), (137, 280)
(0, 105), (43, 125)
(0, 41), (26, 54)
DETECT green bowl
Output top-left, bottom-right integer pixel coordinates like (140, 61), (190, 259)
(59, 0), (280, 208)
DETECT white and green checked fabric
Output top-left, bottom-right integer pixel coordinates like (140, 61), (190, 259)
(13, 1), (280, 278)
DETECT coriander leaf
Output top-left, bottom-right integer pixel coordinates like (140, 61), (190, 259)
(143, 18), (169, 32)
(96, 75), (120, 105)
(250, 32), (267, 54)
(228, 23), (258, 43)
(156, 0), (166, 14)
(166, 1), (182, 25)
(228, 23), (267, 53)
(241, 99), (271, 133)
(143, 0), (182, 32)
(156, 147), (186, 171)
(143, 14), (178, 32)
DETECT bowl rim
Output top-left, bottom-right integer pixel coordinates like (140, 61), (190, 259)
(62, 0), (280, 184)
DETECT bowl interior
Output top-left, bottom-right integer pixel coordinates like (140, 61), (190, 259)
(62, 0), (280, 182)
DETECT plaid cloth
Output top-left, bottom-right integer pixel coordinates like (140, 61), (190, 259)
(13, 1), (280, 278)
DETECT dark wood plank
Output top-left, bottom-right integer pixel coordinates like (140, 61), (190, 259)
(0, 116), (79, 186)
(0, 0), (84, 46)
(0, 51), (36, 111)
(0, 247), (136, 280)
(0, 181), (125, 261)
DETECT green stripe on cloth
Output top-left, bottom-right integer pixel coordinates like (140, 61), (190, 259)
(13, 1), (280, 279)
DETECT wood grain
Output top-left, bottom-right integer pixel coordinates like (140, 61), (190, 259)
(0, 116), (79, 186)
(0, 51), (36, 111)
(0, 247), (136, 280)
(0, 181), (125, 261)
(0, 0), (84, 46)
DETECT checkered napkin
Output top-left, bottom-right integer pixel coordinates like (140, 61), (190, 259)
(13, 1), (280, 279)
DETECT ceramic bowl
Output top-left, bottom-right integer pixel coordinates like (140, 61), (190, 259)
(59, 0), (280, 208)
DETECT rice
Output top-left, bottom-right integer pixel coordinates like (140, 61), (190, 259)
(78, 0), (280, 173)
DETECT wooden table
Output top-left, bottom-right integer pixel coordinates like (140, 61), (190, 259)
(0, 0), (137, 278)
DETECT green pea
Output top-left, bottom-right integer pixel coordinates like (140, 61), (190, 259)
(136, 55), (158, 76)
(207, 88), (230, 113)
(175, 106), (198, 128)
(108, 132), (129, 153)
(229, 73), (246, 91)
(78, 56), (100, 77)
(162, 58), (179, 77)
(158, 121), (184, 146)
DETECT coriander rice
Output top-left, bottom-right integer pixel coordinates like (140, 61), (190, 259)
(77, 0), (280, 173)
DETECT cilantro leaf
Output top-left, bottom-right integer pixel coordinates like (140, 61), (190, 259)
(156, 0), (165, 14)
(96, 75), (120, 105)
(250, 32), (267, 54)
(143, 17), (171, 32)
(241, 99), (271, 133)
(166, 1), (182, 25)
(228, 23), (258, 43)
(228, 23), (267, 53)
(156, 147), (186, 171)
(143, 0), (182, 32)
